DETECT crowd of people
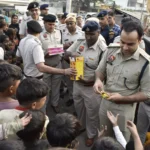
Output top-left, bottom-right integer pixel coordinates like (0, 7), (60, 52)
(0, 1), (150, 150)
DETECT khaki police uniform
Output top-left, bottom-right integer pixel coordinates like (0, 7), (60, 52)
(59, 23), (81, 34)
(67, 37), (107, 138)
(39, 29), (62, 108)
(62, 28), (84, 100)
(16, 34), (45, 78)
(19, 16), (44, 37)
(96, 45), (150, 141)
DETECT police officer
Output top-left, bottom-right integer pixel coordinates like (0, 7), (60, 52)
(65, 21), (107, 146)
(16, 20), (75, 81)
(40, 4), (49, 17)
(39, 14), (62, 113)
(97, 10), (110, 45)
(63, 16), (84, 50)
(93, 21), (150, 141)
(19, 2), (44, 38)
(62, 16), (84, 107)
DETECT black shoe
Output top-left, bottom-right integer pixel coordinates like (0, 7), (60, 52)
(51, 105), (60, 113)
(66, 99), (74, 107)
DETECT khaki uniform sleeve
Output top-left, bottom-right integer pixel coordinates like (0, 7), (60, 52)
(140, 64), (150, 98)
(66, 40), (80, 53)
(96, 50), (108, 77)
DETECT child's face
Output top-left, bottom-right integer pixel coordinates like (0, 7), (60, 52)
(34, 96), (46, 109)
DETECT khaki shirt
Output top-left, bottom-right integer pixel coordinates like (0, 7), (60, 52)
(96, 47), (150, 98)
(62, 27), (84, 44)
(19, 16), (44, 36)
(39, 29), (62, 67)
(67, 37), (107, 81)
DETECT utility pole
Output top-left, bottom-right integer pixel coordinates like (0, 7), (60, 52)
(140, 0), (145, 20)
(66, 0), (72, 13)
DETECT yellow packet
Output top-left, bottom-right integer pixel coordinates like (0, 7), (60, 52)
(70, 57), (84, 80)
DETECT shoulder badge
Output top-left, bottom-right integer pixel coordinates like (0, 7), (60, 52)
(108, 43), (120, 48)
(139, 48), (150, 62)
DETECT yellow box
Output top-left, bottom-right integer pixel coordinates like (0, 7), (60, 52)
(70, 57), (84, 80)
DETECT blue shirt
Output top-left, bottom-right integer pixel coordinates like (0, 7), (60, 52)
(112, 24), (121, 37)
(100, 25), (110, 45)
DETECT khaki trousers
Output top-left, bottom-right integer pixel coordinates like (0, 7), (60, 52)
(43, 63), (62, 112)
(137, 102), (150, 144)
(73, 81), (101, 138)
(99, 99), (136, 142)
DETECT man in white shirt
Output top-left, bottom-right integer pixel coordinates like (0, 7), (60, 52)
(19, 2), (44, 38)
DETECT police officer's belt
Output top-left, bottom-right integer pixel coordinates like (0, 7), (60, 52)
(24, 73), (43, 80)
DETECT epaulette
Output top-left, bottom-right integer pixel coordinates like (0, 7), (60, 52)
(108, 43), (120, 48)
(34, 38), (41, 45)
(77, 38), (85, 41)
(139, 48), (150, 62)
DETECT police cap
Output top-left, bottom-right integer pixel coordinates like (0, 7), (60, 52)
(40, 4), (49, 10)
(97, 10), (108, 18)
(43, 14), (56, 22)
(27, 2), (39, 10)
(61, 12), (68, 19)
(27, 20), (42, 33)
(82, 21), (100, 32)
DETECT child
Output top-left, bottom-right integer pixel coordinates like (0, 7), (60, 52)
(46, 113), (81, 149)
(0, 64), (22, 110)
(17, 110), (49, 150)
(107, 111), (143, 150)
(0, 77), (49, 139)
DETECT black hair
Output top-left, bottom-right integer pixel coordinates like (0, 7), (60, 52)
(11, 14), (18, 24)
(0, 20), (7, 28)
(122, 21), (144, 39)
(17, 110), (45, 143)
(92, 137), (125, 150)
(0, 140), (23, 150)
(46, 113), (81, 147)
(121, 17), (133, 26)
(0, 64), (22, 92)
(5, 28), (16, 38)
(108, 11), (115, 16)
(16, 78), (48, 105)
(0, 34), (9, 43)
(11, 14), (18, 19)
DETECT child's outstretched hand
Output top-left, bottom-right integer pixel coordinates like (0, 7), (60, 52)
(127, 120), (138, 138)
(98, 125), (107, 138)
(20, 113), (32, 127)
(107, 111), (119, 127)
